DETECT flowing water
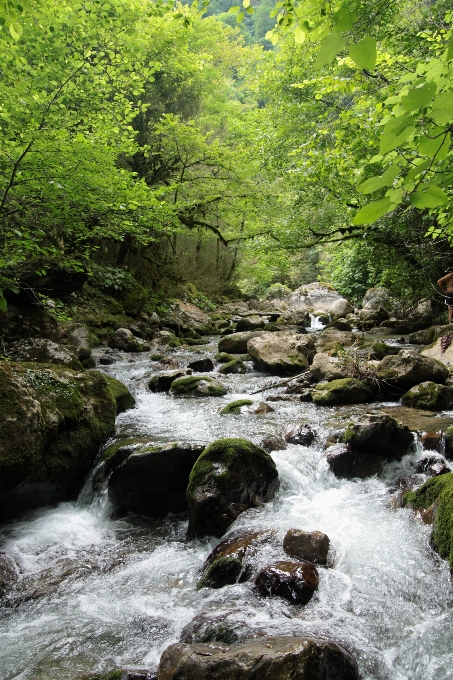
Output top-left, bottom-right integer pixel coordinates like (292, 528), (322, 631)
(1, 338), (453, 680)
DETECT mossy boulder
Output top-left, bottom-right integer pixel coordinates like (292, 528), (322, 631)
(401, 381), (453, 411)
(403, 473), (453, 571)
(102, 374), (135, 414)
(247, 331), (316, 375)
(219, 359), (247, 375)
(220, 399), (254, 414)
(108, 328), (149, 352)
(215, 352), (234, 363)
(108, 441), (205, 516)
(187, 438), (279, 537)
(218, 331), (265, 354)
(4, 339), (83, 370)
(170, 375), (227, 398)
(377, 349), (449, 389)
(148, 369), (190, 393)
(116, 280), (148, 316)
(0, 361), (116, 519)
(312, 378), (374, 406)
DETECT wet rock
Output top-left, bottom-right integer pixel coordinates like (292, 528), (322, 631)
(219, 359), (247, 375)
(276, 309), (311, 327)
(0, 304), (60, 343)
(99, 355), (117, 365)
(179, 601), (255, 645)
(325, 319), (352, 331)
(81, 355), (96, 369)
(187, 438), (279, 537)
(247, 332), (316, 375)
(0, 362), (116, 519)
(314, 329), (357, 352)
(235, 316), (265, 332)
(161, 299), (212, 335)
(323, 444), (361, 478)
(444, 426), (453, 459)
(108, 442), (205, 516)
(312, 378), (374, 406)
(215, 352), (234, 363)
(220, 399), (254, 414)
(285, 424), (316, 446)
(414, 456), (449, 476)
(108, 328), (149, 352)
(187, 358), (214, 373)
(64, 324), (93, 361)
(4, 338), (83, 370)
(198, 529), (277, 588)
(103, 375), (135, 414)
(283, 529), (330, 565)
(408, 329), (432, 345)
(170, 375), (227, 398)
(309, 353), (347, 382)
(299, 389), (313, 402)
(157, 636), (359, 680)
(377, 349), (449, 389)
(259, 435), (287, 452)
(338, 413), (413, 459)
(3, 257), (88, 306)
(401, 382), (453, 411)
(148, 370), (191, 393)
(421, 431), (442, 451)
(255, 560), (318, 605)
(218, 331), (265, 354)
(0, 553), (18, 598)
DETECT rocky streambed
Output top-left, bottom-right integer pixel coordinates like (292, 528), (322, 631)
(1, 336), (453, 680)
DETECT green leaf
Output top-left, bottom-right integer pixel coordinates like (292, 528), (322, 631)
(9, 21), (22, 41)
(245, 6), (254, 14)
(380, 125), (415, 154)
(447, 38), (453, 61)
(315, 32), (345, 70)
(349, 37), (376, 71)
(382, 115), (415, 136)
(358, 164), (400, 194)
(243, 0), (250, 7)
(431, 91), (453, 125)
(0, 297), (6, 313)
(410, 185), (449, 208)
(353, 198), (395, 224)
(228, 5), (240, 12)
(418, 131), (450, 160)
(400, 81), (437, 112)
(333, 7), (357, 32)
(405, 160), (431, 182)
(236, 11), (244, 22)
(294, 27), (306, 44)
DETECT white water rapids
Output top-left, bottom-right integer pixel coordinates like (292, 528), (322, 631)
(1, 338), (453, 680)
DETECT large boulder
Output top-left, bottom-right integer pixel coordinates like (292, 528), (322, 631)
(108, 328), (149, 352)
(0, 304), (60, 343)
(187, 438), (279, 537)
(170, 375), (227, 398)
(157, 636), (359, 680)
(108, 442), (205, 516)
(422, 337), (453, 368)
(2, 257), (88, 306)
(287, 283), (353, 319)
(4, 338), (83, 371)
(314, 329), (358, 352)
(64, 324), (93, 361)
(235, 315), (265, 332)
(377, 349), (449, 389)
(276, 309), (311, 327)
(362, 287), (393, 312)
(102, 374), (135, 414)
(161, 299), (212, 335)
(179, 601), (256, 645)
(198, 528), (277, 589)
(0, 553), (18, 599)
(338, 412), (413, 459)
(247, 332), (316, 375)
(255, 560), (319, 605)
(312, 378), (374, 406)
(218, 331), (265, 354)
(401, 382), (453, 411)
(148, 369), (191, 393)
(309, 353), (347, 382)
(0, 362), (117, 519)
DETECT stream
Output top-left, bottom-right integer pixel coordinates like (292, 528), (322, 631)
(1, 336), (453, 680)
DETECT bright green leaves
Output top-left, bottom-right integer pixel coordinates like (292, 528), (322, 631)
(418, 130), (450, 159)
(353, 198), (395, 225)
(431, 90), (453, 125)
(333, 7), (357, 32)
(380, 116), (415, 154)
(358, 164), (400, 194)
(400, 81), (437, 112)
(349, 37), (376, 70)
(315, 32), (345, 69)
(410, 185), (449, 209)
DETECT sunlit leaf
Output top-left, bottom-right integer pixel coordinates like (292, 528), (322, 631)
(401, 81), (437, 112)
(431, 91), (453, 125)
(353, 198), (395, 224)
(333, 7), (357, 32)
(294, 27), (306, 44)
(410, 185), (449, 208)
(349, 36), (376, 70)
(418, 131), (450, 160)
(9, 21), (22, 40)
(315, 32), (345, 70)
(380, 126), (415, 154)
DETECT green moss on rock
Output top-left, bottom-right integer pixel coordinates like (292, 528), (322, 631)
(220, 399), (254, 415)
(215, 352), (234, 363)
(219, 359), (247, 375)
(102, 374), (135, 414)
(312, 378), (374, 406)
(197, 555), (243, 589)
(401, 381), (453, 411)
(403, 473), (453, 570)
(170, 375), (227, 397)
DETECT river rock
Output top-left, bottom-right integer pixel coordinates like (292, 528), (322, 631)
(219, 359), (247, 375)
(0, 304), (60, 343)
(254, 560), (318, 605)
(235, 316), (265, 332)
(170, 375), (227, 397)
(64, 324), (93, 361)
(0, 362), (117, 519)
(158, 635), (359, 680)
(187, 438), (279, 537)
(362, 287), (393, 312)
(421, 431), (442, 451)
(287, 282), (353, 318)
(187, 358), (214, 372)
(215, 352), (234, 363)
(283, 529), (330, 565)
(259, 434), (287, 452)
(102, 374), (135, 414)
(285, 424), (316, 446)
(377, 349), (449, 389)
(421, 336), (453, 368)
(108, 442), (205, 516)
(339, 413), (413, 458)
(198, 528), (277, 588)
(312, 378), (374, 406)
(0, 553), (18, 598)
(247, 331), (316, 375)
(401, 382), (453, 411)
(323, 444), (360, 478)
(3, 257), (88, 306)
(161, 299), (212, 335)
(148, 370), (191, 393)
(218, 331), (265, 354)
(277, 309), (311, 327)
(314, 329), (357, 352)
(4, 338), (83, 370)
(309, 353), (347, 382)
(108, 328), (149, 352)
(179, 601), (256, 645)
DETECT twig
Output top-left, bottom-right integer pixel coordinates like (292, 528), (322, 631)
(248, 371), (310, 395)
